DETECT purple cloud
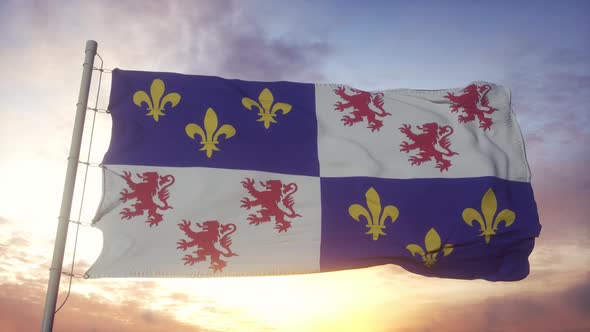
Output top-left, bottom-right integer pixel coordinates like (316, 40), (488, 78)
(395, 277), (590, 332)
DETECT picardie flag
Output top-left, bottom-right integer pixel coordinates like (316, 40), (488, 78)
(86, 69), (541, 281)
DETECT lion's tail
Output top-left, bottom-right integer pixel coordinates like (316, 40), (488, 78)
(282, 195), (301, 219)
(155, 175), (175, 210)
(439, 126), (458, 157)
(281, 184), (301, 218)
(371, 93), (389, 116)
(220, 224), (238, 257)
(478, 93), (496, 114)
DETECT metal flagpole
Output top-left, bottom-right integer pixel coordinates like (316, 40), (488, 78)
(41, 40), (98, 332)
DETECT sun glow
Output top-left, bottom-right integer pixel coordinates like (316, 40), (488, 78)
(152, 268), (411, 332)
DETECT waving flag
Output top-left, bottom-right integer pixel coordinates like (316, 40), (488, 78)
(87, 69), (540, 281)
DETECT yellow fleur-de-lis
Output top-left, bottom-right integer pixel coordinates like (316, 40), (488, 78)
(348, 187), (399, 241)
(242, 88), (292, 129)
(406, 228), (454, 268)
(462, 188), (516, 244)
(133, 78), (181, 122)
(185, 108), (236, 158)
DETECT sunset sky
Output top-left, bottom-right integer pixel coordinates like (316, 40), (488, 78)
(1, 0), (589, 331)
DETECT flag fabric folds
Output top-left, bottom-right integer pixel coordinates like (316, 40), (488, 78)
(87, 69), (541, 281)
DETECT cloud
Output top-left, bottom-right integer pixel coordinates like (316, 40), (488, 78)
(564, 276), (590, 315)
(0, 281), (213, 332)
(492, 45), (590, 159)
(215, 33), (332, 82)
(8, 234), (30, 247)
(0, 0), (333, 82)
(397, 277), (590, 332)
(526, 159), (590, 244)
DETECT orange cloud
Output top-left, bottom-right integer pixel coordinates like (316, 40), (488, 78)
(0, 281), (211, 332)
(2, 274), (589, 332)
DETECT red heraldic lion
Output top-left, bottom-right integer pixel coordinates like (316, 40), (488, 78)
(177, 219), (238, 272)
(119, 171), (175, 227)
(399, 123), (459, 172)
(333, 86), (391, 132)
(240, 178), (301, 233)
(444, 83), (497, 131)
